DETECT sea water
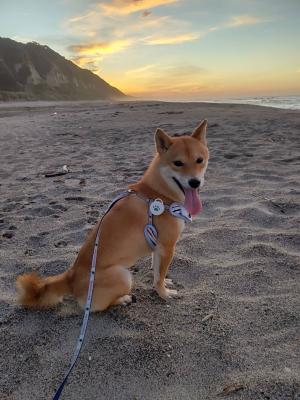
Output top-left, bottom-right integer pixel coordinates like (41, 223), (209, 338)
(200, 95), (300, 110)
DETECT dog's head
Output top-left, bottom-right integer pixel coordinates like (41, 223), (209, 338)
(155, 120), (209, 215)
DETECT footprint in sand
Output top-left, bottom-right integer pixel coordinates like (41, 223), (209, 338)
(24, 248), (35, 256)
(52, 203), (68, 212)
(2, 231), (14, 239)
(26, 206), (56, 217)
(266, 200), (300, 216)
(54, 240), (68, 248)
(279, 156), (300, 164)
(224, 153), (239, 159)
(65, 196), (86, 202)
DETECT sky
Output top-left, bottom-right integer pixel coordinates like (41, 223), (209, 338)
(1, 0), (300, 100)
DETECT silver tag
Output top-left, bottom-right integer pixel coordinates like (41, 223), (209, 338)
(150, 198), (165, 216)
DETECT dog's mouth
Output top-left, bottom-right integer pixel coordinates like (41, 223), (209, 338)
(172, 177), (202, 216)
(172, 177), (185, 195)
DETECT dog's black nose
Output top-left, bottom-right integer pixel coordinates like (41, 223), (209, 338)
(188, 178), (201, 189)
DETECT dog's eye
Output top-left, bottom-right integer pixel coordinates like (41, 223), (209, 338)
(173, 160), (184, 167)
(196, 157), (203, 164)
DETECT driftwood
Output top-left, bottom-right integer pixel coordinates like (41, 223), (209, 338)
(44, 165), (69, 178)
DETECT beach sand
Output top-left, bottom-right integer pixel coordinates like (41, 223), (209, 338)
(0, 100), (299, 399)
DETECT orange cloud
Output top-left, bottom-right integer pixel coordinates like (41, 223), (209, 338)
(71, 56), (101, 71)
(126, 64), (158, 75)
(144, 32), (200, 45)
(69, 39), (133, 56)
(100, 0), (179, 16)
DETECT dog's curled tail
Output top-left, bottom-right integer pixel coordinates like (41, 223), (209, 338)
(16, 270), (72, 308)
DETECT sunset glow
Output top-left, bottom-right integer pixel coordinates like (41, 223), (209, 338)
(1, 0), (299, 99)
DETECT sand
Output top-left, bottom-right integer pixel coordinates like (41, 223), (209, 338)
(0, 100), (299, 400)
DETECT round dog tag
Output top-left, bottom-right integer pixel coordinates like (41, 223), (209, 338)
(150, 198), (165, 216)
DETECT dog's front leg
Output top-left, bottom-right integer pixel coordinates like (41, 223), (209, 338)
(152, 245), (177, 299)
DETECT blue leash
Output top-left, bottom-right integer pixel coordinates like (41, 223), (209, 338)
(52, 227), (99, 399)
(52, 191), (131, 400)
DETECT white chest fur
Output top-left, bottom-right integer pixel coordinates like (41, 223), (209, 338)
(177, 218), (185, 236)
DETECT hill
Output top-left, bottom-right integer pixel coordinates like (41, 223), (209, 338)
(0, 37), (125, 101)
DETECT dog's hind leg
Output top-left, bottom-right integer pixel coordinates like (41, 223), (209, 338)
(90, 265), (132, 312)
(112, 294), (132, 306)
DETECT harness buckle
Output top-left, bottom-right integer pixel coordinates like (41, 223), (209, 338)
(169, 202), (192, 223)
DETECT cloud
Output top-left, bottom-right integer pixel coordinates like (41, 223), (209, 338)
(142, 10), (152, 17)
(126, 64), (158, 75)
(65, 3), (175, 42)
(71, 56), (102, 71)
(100, 0), (180, 16)
(126, 63), (206, 78)
(120, 62), (209, 97)
(67, 11), (97, 24)
(69, 39), (133, 56)
(131, 15), (172, 30)
(144, 32), (200, 45)
(197, 15), (270, 38)
(66, 3), (196, 65)
(226, 15), (269, 28)
(163, 65), (207, 78)
(65, 9), (110, 38)
(69, 38), (134, 71)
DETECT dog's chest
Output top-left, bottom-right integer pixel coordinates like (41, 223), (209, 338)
(154, 212), (186, 246)
(176, 218), (185, 235)
(164, 216), (185, 240)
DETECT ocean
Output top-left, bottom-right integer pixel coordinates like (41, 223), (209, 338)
(200, 95), (300, 110)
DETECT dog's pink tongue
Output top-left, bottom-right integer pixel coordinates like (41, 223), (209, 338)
(184, 188), (203, 216)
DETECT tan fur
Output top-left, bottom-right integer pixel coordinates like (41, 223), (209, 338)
(16, 120), (209, 311)
(16, 271), (72, 307)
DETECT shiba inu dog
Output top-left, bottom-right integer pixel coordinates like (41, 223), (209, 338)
(17, 120), (209, 311)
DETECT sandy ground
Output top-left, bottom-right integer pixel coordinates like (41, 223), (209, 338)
(0, 100), (299, 400)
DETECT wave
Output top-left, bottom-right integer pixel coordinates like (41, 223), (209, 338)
(199, 96), (300, 110)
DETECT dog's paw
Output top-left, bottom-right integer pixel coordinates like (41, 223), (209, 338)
(114, 295), (132, 306)
(166, 289), (179, 299)
(156, 286), (179, 300)
(165, 288), (178, 298)
(164, 278), (175, 287)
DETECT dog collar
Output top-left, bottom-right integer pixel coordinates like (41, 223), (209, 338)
(126, 189), (192, 250)
(127, 189), (191, 220)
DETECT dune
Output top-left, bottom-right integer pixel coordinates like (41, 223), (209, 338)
(0, 100), (299, 399)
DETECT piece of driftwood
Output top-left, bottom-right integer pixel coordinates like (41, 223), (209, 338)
(44, 165), (70, 177)
(44, 171), (68, 177)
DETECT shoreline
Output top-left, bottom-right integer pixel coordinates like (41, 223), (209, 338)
(1, 96), (300, 111)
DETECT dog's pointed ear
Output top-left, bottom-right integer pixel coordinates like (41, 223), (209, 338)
(155, 128), (173, 154)
(191, 119), (207, 144)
